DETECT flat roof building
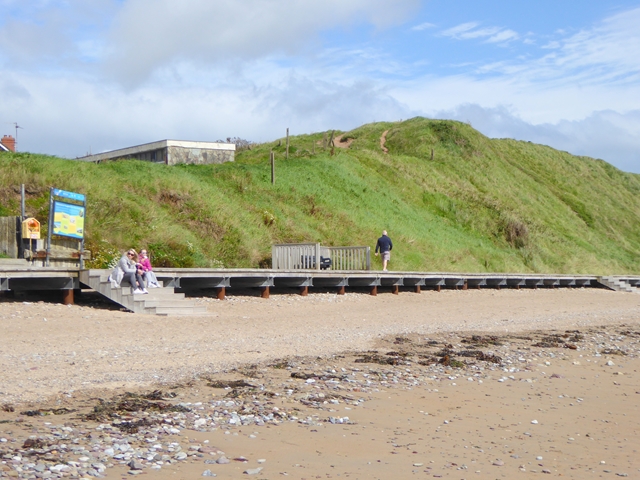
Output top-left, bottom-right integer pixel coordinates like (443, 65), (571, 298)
(77, 139), (235, 165)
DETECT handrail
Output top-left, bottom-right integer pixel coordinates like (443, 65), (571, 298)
(326, 246), (370, 270)
(272, 243), (321, 270)
(272, 243), (370, 270)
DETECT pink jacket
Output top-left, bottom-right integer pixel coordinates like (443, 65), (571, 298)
(139, 257), (153, 272)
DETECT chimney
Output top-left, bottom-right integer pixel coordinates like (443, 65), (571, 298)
(1, 135), (15, 152)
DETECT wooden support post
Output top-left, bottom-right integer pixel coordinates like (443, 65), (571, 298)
(260, 286), (270, 299)
(516, 284), (520, 290)
(414, 285), (421, 294)
(62, 289), (74, 305)
(337, 286), (346, 295)
(436, 285), (441, 292)
(463, 281), (468, 290)
(392, 285), (399, 295)
(299, 286), (308, 296)
(270, 151), (275, 185)
(216, 287), (226, 300)
(286, 128), (289, 160)
(370, 285), (377, 296)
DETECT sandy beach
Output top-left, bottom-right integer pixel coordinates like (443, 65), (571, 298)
(1, 288), (639, 479)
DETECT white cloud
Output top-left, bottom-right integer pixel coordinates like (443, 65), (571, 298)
(398, 6), (640, 128)
(477, 7), (640, 86)
(411, 22), (435, 31)
(105, 0), (420, 86)
(0, 0), (116, 69)
(440, 22), (478, 38)
(440, 22), (518, 44)
(486, 29), (518, 44)
(1, 65), (414, 158)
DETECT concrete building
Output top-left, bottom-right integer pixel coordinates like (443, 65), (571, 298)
(77, 139), (235, 165)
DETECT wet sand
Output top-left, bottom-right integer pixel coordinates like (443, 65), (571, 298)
(0, 288), (639, 479)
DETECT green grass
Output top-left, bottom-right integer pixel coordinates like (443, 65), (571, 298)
(1, 117), (639, 274)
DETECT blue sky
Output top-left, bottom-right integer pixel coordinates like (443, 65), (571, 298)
(1, 0), (639, 173)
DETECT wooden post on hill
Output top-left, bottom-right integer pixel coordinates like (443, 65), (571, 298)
(328, 130), (335, 156)
(286, 128), (289, 160)
(270, 151), (275, 185)
(430, 148), (434, 160)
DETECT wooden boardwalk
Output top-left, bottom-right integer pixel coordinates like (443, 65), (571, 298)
(151, 268), (603, 298)
(2, 259), (639, 315)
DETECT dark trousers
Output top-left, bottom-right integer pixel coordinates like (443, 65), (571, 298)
(124, 271), (145, 290)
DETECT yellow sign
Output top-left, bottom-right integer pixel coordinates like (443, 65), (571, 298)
(22, 217), (41, 239)
(52, 201), (85, 239)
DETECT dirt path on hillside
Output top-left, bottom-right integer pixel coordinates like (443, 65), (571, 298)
(332, 134), (352, 149)
(380, 129), (389, 153)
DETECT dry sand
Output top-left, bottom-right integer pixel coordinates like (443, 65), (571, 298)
(0, 288), (639, 479)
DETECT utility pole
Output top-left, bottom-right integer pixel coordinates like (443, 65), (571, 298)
(12, 123), (23, 151)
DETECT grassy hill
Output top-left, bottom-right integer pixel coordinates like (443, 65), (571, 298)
(1, 117), (639, 274)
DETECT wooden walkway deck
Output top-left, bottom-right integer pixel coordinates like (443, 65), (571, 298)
(1, 259), (638, 314)
(151, 268), (603, 298)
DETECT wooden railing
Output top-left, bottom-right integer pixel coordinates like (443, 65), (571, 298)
(272, 243), (321, 270)
(326, 246), (370, 270)
(272, 243), (370, 270)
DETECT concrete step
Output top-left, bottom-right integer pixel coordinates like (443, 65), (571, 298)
(81, 269), (205, 315)
(0, 259), (31, 267)
(598, 276), (638, 293)
(137, 298), (195, 308)
(150, 305), (209, 316)
(91, 274), (166, 289)
(142, 289), (184, 299)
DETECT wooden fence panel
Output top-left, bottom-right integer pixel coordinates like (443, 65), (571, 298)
(327, 246), (370, 270)
(272, 243), (320, 270)
(272, 244), (370, 271)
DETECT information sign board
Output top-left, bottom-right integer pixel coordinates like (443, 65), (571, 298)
(52, 201), (85, 239)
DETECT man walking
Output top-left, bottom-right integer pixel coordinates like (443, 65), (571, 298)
(375, 230), (393, 271)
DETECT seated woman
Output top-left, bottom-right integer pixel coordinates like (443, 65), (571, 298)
(109, 249), (148, 294)
(138, 248), (161, 288)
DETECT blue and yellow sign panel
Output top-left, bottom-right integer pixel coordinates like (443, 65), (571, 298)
(52, 201), (85, 239)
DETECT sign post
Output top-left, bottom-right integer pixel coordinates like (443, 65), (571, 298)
(46, 188), (87, 268)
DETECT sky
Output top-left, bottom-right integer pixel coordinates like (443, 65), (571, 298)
(1, 0), (639, 173)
